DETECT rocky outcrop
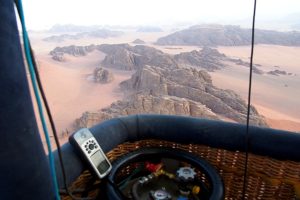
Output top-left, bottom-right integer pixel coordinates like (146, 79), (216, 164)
(50, 44), (96, 56)
(49, 43), (265, 74)
(75, 94), (219, 128)
(104, 94), (218, 118)
(99, 44), (136, 70)
(50, 44), (176, 68)
(99, 44), (178, 70)
(267, 69), (290, 76)
(174, 47), (226, 71)
(156, 24), (300, 46)
(120, 65), (267, 126)
(174, 47), (264, 74)
(93, 67), (114, 83)
(227, 58), (264, 74)
(50, 44), (96, 61)
(75, 111), (112, 129)
(52, 52), (66, 62)
(75, 64), (267, 128)
(132, 39), (146, 44)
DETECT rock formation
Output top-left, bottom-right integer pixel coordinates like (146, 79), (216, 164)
(93, 67), (114, 83)
(50, 44), (96, 61)
(156, 24), (300, 46)
(174, 47), (226, 71)
(98, 44), (178, 70)
(76, 64), (267, 128)
(121, 66), (266, 125)
(267, 69), (289, 76)
(51, 52), (66, 62)
(226, 58), (264, 74)
(75, 94), (219, 129)
(174, 47), (264, 74)
(49, 44), (264, 74)
(99, 44), (137, 70)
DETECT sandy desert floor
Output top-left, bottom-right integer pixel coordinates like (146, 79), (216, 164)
(38, 52), (133, 133)
(28, 32), (300, 149)
(30, 47), (134, 148)
(155, 44), (300, 132)
(213, 45), (300, 132)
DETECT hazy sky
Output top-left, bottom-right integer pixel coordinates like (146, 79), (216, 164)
(22, 0), (300, 30)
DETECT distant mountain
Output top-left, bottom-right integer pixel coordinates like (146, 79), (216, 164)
(132, 39), (146, 44)
(48, 24), (101, 33)
(43, 29), (123, 42)
(156, 24), (300, 46)
(137, 26), (163, 32)
(292, 23), (300, 30)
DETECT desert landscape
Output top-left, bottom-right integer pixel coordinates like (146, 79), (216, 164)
(27, 24), (300, 147)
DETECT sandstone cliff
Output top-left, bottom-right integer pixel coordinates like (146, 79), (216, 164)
(75, 64), (267, 128)
(98, 44), (178, 70)
(174, 47), (226, 71)
(75, 94), (219, 129)
(120, 66), (267, 126)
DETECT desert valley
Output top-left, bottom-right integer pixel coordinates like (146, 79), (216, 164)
(27, 24), (300, 147)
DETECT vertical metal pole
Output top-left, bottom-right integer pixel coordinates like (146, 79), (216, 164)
(0, 0), (55, 199)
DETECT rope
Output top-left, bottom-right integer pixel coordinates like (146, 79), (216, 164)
(242, 0), (258, 199)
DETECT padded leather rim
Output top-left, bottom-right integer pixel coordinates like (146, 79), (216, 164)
(106, 147), (224, 200)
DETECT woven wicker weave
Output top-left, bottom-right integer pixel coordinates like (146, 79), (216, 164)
(61, 140), (300, 200)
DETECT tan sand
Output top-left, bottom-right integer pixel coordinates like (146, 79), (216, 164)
(28, 50), (133, 149)
(265, 118), (300, 133)
(210, 45), (300, 132)
(151, 45), (200, 54)
(38, 51), (133, 133)
(255, 105), (300, 132)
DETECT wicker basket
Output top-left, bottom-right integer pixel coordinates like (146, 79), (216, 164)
(61, 140), (300, 200)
